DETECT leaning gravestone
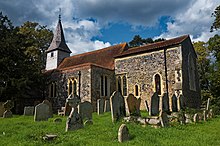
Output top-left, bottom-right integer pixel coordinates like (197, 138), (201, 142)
(23, 106), (34, 116)
(172, 94), (178, 112)
(97, 98), (104, 115)
(65, 94), (83, 131)
(64, 102), (72, 116)
(118, 124), (130, 143)
(126, 94), (141, 116)
(110, 91), (126, 122)
(42, 100), (53, 118)
(193, 113), (199, 123)
(3, 100), (14, 118)
(34, 103), (49, 121)
(162, 93), (169, 112)
(104, 100), (110, 112)
(160, 111), (169, 127)
(150, 92), (160, 116)
(78, 101), (93, 121)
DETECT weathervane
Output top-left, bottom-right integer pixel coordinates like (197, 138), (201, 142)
(59, 8), (61, 21)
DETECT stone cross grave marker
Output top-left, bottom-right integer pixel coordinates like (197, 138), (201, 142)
(78, 101), (93, 121)
(65, 94), (83, 131)
(126, 94), (141, 116)
(97, 98), (104, 115)
(172, 94), (178, 112)
(110, 91), (126, 122)
(34, 103), (49, 121)
(23, 106), (34, 116)
(162, 93), (169, 112)
(3, 100), (14, 118)
(42, 100), (53, 118)
(118, 124), (130, 143)
(150, 92), (159, 116)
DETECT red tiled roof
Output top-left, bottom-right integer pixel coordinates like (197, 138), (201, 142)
(115, 35), (189, 58)
(58, 43), (127, 70)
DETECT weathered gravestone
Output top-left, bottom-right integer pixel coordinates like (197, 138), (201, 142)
(203, 110), (208, 121)
(126, 94), (141, 116)
(23, 106), (34, 116)
(104, 100), (110, 112)
(65, 94), (83, 131)
(34, 103), (49, 121)
(160, 111), (169, 127)
(42, 100), (53, 118)
(118, 124), (130, 143)
(179, 94), (185, 110)
(110, 91), (126, 122)
(208, 109), (213, 118)
(185, 114), (192, 123)
(206, 98), (210, 111)
(97, 98), (104, 115)
(150, 92), (160, 116)
(162, 93), (169, 112)
(3, 100), (14, 118)
(78, 101), (93, 121)
(171, 94), (178, 112)
(0, 102), (5, 117)
(193, 113), (199, 123)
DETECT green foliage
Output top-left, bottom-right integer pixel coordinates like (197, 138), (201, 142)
(129, 35), (165, 47)
(211, 5), (220, 32)
(0, 12), (52, 103)
(1, 113), (220, 145)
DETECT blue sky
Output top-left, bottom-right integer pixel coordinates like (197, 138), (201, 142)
(0, 0), (219, 55)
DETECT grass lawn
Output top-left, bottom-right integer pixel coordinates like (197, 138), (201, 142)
(0, 112), (220, 146)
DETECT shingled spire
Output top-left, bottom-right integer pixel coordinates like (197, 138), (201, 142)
(46, 16), (71, 53)
(45, 15), (72, 70)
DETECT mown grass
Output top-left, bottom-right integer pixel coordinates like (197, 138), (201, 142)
(0, 112), (220, 146)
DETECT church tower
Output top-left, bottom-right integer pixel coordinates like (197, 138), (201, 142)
(45, 15), (71, 70)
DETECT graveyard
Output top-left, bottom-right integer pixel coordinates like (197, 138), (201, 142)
(0, 112), (220, 145)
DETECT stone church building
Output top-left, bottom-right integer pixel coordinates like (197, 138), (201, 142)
(45, 18), (201, 112)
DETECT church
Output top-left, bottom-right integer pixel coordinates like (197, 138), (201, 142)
(45, 18), (201, 113)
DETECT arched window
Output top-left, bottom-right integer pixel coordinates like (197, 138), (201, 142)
(117, 76), (122, 93)
(123, 76), (127, 96)
(155, 74), (161, 95)
(49, 82), (57, 97)
(100, 76), (104, 96)
(73, 80), (77, 95)
(68, 80), (72, 95)
(105, 76), (108, 96)
(135, 85), (139, 96)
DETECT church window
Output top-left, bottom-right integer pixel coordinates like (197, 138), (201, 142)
(117, 76), (122, 93)
(73, 80), (77, 95)
(188, 53), (196, 91)
(49, 82), (57, 97)
(68, 80), (72, 95)
(122, 76), (127, 96)
(100, 75), (109, 97)
(68, 78), (78, 95)
(135, 85), (139, 96)
(155, 74), (161, 95)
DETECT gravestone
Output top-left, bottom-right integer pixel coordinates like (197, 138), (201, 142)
(144, 100), (149, 112)
(185, 114), (192, 123)
(203, 110), (207, 121)
(178, 110), (186, 125)
(118, 124), (130, 143)
(193, 113), (199, 123)
(34, 103), (49, 121)
(78, 101), (93, 121)
(160, 111), (169, 127)
(23, 106), (34, 116)
(150, 92), (160, 116)
(162, 93), (169, 112)
(0, 102), (5, 117)
(206, 98), (210, 111)
(42, 100), (53, 118)
(97, 99), (104, 115)
(208, 109), (213, 118)
(3, 100), (14, 118)
(171, 94), (178, 112)
(126, 94), (141, 116)
(110, 91), (126, 122)
(179, 94), (185, 110)
(65, 94), (83, 131)
(64, 102), (72, 116)
(104, 100), (110, 112)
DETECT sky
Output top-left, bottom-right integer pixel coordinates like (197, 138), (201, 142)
(0, 0), (220, 55)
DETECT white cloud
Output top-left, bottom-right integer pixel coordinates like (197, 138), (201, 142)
(157, 0), (220, 42)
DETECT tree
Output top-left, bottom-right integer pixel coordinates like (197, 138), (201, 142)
(211, 5), (220, 32)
